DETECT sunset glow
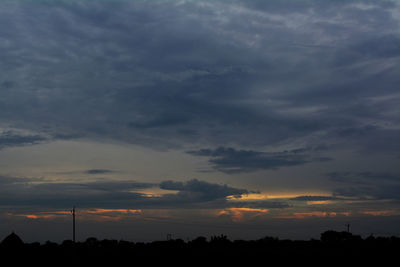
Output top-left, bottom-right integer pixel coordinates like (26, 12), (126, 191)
(361, 210), (396, 216)
(306, 200), (335, 205)
(5, 209), (142, 221)
(292, 212), (350, 219)
(218, 208), (269, 222)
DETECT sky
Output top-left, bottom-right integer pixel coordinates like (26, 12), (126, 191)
(1, 0), (400, 243)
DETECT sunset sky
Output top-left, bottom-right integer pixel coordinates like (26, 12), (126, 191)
(1, 0), (399, 243)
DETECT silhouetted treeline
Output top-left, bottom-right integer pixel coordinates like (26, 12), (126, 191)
(1, 231), (399, 264)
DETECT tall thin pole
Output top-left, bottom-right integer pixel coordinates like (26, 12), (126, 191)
(72, 206), (76, 242)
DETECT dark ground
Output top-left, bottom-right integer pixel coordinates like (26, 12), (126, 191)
(1, 231), (399, 264)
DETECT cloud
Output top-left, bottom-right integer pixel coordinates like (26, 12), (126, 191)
(328, 172), (400, 183)
(1, 0), (399, 241)
(85, 169), (114, 175)
(333, 185), (400, 201)
(0, 175), (43, 186)
(290, 196), (338, 201)
(217, 207), (270, 222)
(0, 0), (398, 154)
(1, 176), (277, 211)
(159, 179), (249, 202)
(5, 208), (143, 222)
(0, 175), (154, 208)
(187, 147), (330, 173)
(328, 172), (400, 200)
(0, 130), (47, 149)
(289, 211), (350, 219)
(329, 126), (400, 155)
(0, 175), (291, 214)
(227, 201), (290, 210)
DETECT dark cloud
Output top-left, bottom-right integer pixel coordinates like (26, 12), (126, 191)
(333, 185), (400, 201)
(347, 34), (400, 59)
(0, 175), (291, 212)
(328, 172), (400, 183)
(328, 172), (400, 200)
(0, 130), (47, 149)
(328, 126), (400, 155)
(147, 179), (289, 210)
(159, 179), (248, 202)
(187, 147), (330, 173)
(1, 176), (280, 210)
(85, 169), (114, 175)
(0, 175), (43, 185)
(237, 0), (397, 13)
(228, 201), (290, 210)
(289, 196), (338, 201)
(0, 175), (154, 208)
(0, 0), (398, 154)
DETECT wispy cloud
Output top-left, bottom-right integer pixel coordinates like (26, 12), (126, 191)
(0, 130), (48, 149)
(217, 207), (270, 222)
(0, 176), (285, 211)
(5, 209), (142, 222)
(290, 196), (338, 201)
(187, 147), (330, 173)
(84, 169), (114, 175)
(327, 172), (400, 200)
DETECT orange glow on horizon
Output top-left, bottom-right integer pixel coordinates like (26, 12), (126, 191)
(11, 212), (70, 220)
(275, 211), (351, 219)
(362, 210), (393, 216)
(226, 193), (269, 201)
(306, 200), (334, 205)
(131, 188), (180, 198)
(217, 207), (269, 222)
(5, 208), (142, 221)
(86, 208), (142, 214)
(227, 192), (332, 202)
(294, 211), (329, 218)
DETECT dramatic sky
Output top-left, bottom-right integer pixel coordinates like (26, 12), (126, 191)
(1, 0), (400, 243)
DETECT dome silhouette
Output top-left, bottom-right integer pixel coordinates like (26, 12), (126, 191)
(1, 232), (24, 248)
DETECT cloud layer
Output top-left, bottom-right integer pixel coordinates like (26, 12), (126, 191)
(187, 147), (330, 173)
(0, 175), (287, 211)
(328, 172), (400, 200)
(0, 0), (398, 153)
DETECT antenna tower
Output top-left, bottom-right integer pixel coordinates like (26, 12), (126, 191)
(71, 206), (76, 242)
(346, 223), (350, 233)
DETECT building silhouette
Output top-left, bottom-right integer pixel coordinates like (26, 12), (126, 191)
(1, 232), (24, 248)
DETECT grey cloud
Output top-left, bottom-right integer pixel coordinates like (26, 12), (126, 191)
(347, 35), (400, 60)
(30, 180), (155, 195)
(0, 175), (43, 185)
(85, 169), (114, 175)
(85, 181), (154, 192)
(328, 172), (400, 200)
(0, 175), (290, 211)
(187, 147), (330, 173)
(328, 171), (400, 183)
(228, 201), (290, 210)
(144, 179), (288, 210)
(333, 185), (400, 200)
(159, 179), (249, 202)
(324, 125), (400, 155)
(0, 0), (398, 153)
(290, 196), (338, 201)
(0, 176), (154, 208)
(0, 176), (262, 210)
(0, 130), (47, 149)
